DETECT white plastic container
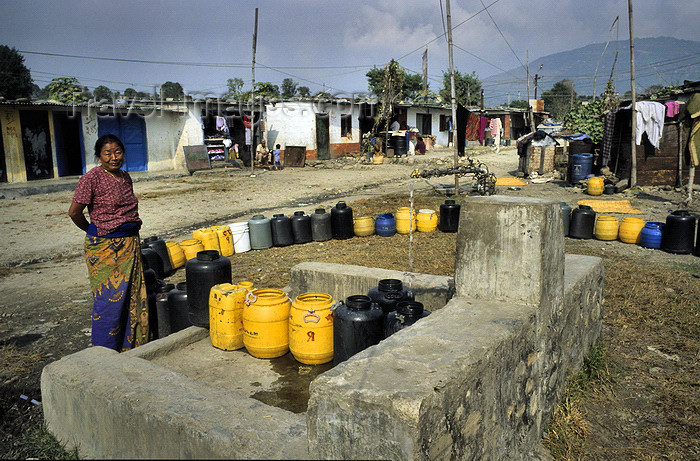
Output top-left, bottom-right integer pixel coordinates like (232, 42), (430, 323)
(229, 222), (251, 253)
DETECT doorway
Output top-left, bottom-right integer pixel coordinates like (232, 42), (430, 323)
(0, 120), (6, 182)
(315, 114), (329, 160)
(19, 110), (54, 180)
(53, 112), (84, 176)
(98, 114), (148, 172)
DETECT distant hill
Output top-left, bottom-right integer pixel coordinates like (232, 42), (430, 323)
(482, 37), (700, 106)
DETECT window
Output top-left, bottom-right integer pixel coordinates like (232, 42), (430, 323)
(416, 113), (432, 135)
(439, 114), (452, 132)
(341, 114), (352, 138)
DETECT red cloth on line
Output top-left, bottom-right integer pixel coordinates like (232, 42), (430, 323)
(465, 112), (480, 141)
(478, 116), (489, 144)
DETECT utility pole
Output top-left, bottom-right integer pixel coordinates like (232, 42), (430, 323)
(249, 7), (258, 176)
(445, 0), (459, 194)
(422, 48), (428, 101)
(526, 50), (535, 132)
(628, 0), (637, 187)
(533, 64), (543, 99)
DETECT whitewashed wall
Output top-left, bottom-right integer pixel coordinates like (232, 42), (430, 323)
(265, 101), (362, 153)
(265, 102), (317, 150)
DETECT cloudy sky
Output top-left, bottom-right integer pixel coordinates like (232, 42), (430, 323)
(1, 0), (698, 104)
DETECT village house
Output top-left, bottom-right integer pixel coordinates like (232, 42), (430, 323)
(0, 98), (202, 183)
(601, 80), (700, 187)
(1, 93), (553, 183)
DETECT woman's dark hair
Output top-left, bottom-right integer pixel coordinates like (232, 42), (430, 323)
(94, 134), (125, 158)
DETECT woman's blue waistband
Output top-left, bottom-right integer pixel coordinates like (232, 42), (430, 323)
(87, 222), (141, 238)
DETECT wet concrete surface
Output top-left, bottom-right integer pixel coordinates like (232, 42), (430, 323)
(150, 337), (333, 414)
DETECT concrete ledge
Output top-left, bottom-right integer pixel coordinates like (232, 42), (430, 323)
(41, 347), (309, 459)
(125, 325), (208, 361)
(286, 262), (454, 312)
(306, 254), (603, 460)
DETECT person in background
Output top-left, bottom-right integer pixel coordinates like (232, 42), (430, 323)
(415, 135), (426, 155)
(390, 119), (400, 131)
(256, 139), (269, 165)
(68, 134), (149, 352)
(272, 144), (282, 170)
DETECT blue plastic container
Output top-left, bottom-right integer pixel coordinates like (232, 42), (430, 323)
(570, 153), (594, 184)
(375, 213), (397, 237)
(639, 222), (664, 249)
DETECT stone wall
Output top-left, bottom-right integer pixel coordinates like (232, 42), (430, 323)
(305, 254), (602, 460)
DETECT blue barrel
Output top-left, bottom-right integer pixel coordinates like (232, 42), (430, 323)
(375, 213), (396, 237)
(570, 153), (593, 184)
(640, 222), (664, 249)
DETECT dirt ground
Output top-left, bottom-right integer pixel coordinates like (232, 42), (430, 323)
(1, 145), (698, 459)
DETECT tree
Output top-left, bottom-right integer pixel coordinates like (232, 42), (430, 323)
(225, 78), (244, 99)
(46, 77), (89, 103)
(643, 84), (663, 97)
(507, 100), (529, 109)
(0, 45), (33, 99)
(240, 82), (280, 101)
(541, 79), (577, 121)
(439, 70), (481, 107)
(123, 88), (137, 99)
(93, 85), (112, 101)
(160, 81), (184, 99)
(366, 64), (426, 101)
(31, 83), (49, 99)
(315, 91), (332, 99)
(297, 86), (310, 97)
(281, 78), (298, 98)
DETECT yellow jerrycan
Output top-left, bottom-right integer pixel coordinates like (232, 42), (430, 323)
(193, 227), (221, 253)
(209, 283), (246, 351)
(212, 225), (234, 257)
(166, 241), (186, 269)
(179, 239), (204, 261)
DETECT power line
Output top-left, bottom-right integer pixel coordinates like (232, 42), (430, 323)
(453, 44), (519, 78)
(478, 0), (524, 68)
(394, 0), (502, 62)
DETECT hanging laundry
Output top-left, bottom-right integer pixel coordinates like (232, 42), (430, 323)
(632, 101), (665, 149)
(489, 118), (502, 151)
(215, 116), (229, 134)
(465, 112), (480, 141)
(600, 109), (620, 167)
(680, 93), (700, 167)
(478, 116), (489, 144)
(665, 101), (681, 118)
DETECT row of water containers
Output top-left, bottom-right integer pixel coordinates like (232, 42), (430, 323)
(140, 199), (462, 282)
(562, 204), (700, 255)
(146, 248), (430, 366)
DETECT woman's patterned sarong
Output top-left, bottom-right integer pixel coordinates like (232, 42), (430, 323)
(84, 234), (149, 351)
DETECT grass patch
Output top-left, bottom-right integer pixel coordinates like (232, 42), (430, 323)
(2, 423), (80, 460)
(543, 342), (613, 460)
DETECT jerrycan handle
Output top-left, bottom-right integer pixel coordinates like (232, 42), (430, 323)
(303, 309), (320, 323)
(330, 301), (343, 311)
(245, 291), (258, 306)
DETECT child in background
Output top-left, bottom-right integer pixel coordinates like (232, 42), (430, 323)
(272, 144), (282, 170)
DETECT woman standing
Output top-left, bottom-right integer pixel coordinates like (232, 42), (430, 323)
(68, 134), (149, 351)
